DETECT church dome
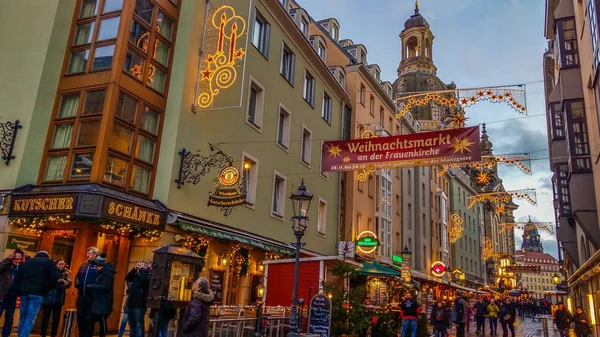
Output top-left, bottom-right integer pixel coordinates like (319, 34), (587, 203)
(393, 72), (448, 95)
(404, 2), (429, 30)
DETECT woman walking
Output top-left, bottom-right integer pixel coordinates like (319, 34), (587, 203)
(430, 300), (448, 337)
(41, 258), (71, 337)
(574, 306), (592, 337)
(487, 299), (500, 335)
(181, 277), (214, 337)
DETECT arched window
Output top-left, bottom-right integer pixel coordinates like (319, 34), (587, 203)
(406, 36), (418, 58)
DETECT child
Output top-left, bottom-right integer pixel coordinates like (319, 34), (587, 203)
(430, 301), (449, 337)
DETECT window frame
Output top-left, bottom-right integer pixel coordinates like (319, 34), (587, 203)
(251, 10), (271, 58)
(321, 91), (332, 124)
(271, 171), (287, 219)
(246, 76), (265, 131)
(320, 141), (329, 180)
(303, 69), (315, 107)
(556, 17), (580, 68)
(564, 99), (592, 172)
(276, 103), (291, 151)
(550, 102), (565, 139)
(241, 152), (260, 207)
(317, 198), (327, 236)
(280, 42), (296, 85)
(300, 124), (312, 167)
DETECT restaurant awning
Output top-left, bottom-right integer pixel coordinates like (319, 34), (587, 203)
(177, 220), (294, 255)
(356, 261), (400, 277)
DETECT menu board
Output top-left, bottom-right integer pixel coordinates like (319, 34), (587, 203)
(168, 261), (193, 301)
(210, 269), (224, 304)
(401, 258), (411, 283)
(307, 294), (332, 337)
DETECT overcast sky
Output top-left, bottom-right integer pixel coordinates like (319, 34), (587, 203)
(297, 0), (558, 258)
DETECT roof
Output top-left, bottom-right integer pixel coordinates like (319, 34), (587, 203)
(514, 250), (558, 263)
(404, 3), (430, 30)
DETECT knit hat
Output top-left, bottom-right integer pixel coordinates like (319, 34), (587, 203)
(93, 256), (106, 266)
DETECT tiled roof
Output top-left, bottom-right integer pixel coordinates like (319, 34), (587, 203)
(515, 250), (558, 263)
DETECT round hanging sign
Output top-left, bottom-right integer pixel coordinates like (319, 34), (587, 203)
(356, 230), (380, 254)
(431, 261), (446, 277)
(219, 167), (240, 186)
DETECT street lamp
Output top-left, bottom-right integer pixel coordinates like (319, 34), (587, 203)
(288, 179), (313, 337)
(254, 282), (266, 337)
(552, 273), (561, 285)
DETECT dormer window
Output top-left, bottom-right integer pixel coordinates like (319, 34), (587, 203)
(375, 69), (380, 82)
(360, 50), (367, 64)
(300, 17), (308, 36)
(318, 42), (326, 60)
(332, 25), (339, 41)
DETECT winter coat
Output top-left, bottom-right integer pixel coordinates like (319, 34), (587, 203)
(44, 270), (72, 305)
(86, 263), (116, 315)
(499, 303), (516, 323)
(75, 261), (98, 297)
(574, 311), (590, 336)
(474, 302), (487, 318)
(454, 297), (468, 324)
(430, 306), (448, 331)
(554, 308), (572, 329)
(400, 299), (421, 320)
(181, 291), (214, 337)
(14, 252), (59, 297)
(0, 257), (14, 301)
(125, 268), (150, 308)
(487, 303), (500, 319)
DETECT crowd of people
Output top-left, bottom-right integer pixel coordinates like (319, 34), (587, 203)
(0, 247), (216, 337)
(396, 290), (595, 337)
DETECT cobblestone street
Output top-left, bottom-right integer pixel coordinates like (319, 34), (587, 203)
(440, 318), (568, 337)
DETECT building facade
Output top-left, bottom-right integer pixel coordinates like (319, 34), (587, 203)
(545, 0), (600, 321)
(515, 250), (562, 299)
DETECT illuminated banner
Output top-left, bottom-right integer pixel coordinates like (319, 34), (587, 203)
(505, 265), (541, 273)
(322, 126), (481, 172)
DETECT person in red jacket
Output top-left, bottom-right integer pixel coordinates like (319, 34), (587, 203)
(400, 293), (422, 337)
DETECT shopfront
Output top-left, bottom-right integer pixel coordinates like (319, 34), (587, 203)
(173, 215), (294, 306)
(5, 184), (167, 332)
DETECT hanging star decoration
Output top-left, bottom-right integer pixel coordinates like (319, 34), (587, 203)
(450, 136), (475, 154)
(498, 222), (554, 234)
(327, 144), (342, 158)
(476, 171), (490, 185)
(396, 86), (527, 118)
(438, 154), (532, 176)
(448, 110), (468, 128)
(357, 129), (377, 182)
(196, 6), (247, 109)
(466, 189), (537, 209)
(448, 213), (464, 243)
(495, 205), (506, 215)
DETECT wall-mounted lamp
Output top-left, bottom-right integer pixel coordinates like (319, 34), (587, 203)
(218, 249), (228, 267)
(257, 260), (264, 273)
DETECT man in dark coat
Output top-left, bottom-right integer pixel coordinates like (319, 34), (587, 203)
(84, 256), (116, 337)
(75, 247), (99, 337)
(474, 297), (487, 334)
(125, 262), (151, 337)
(454, 290), (469, 337)
(554, 302), (572, 337)
(0, 249), (24, 337)
(13, 251), (59, 337)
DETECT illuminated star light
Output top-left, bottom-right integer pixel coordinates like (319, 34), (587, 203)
(476, 172), (490, 185)
(234, 48), (245, 59)
(327, 145), (342, 158)
(450, 137), (475, 154)
(201, 69), (213, 80)
(343, 157), (351, 163)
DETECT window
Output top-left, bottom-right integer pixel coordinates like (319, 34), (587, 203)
(318, 199), (327, 235)
(396, 194), (400, 215)
(588, 0), (600, 70)
(422, 183), (426, 206)
(303, 70), (315, 106)
(246, 78), (265, 129)
(367, 175), (374, 197)
(252, 11), (270, 57)
(380, 218), (392, 258)
(407, 170), (412, 194)
(280, 43), (295, 84)
(359, 84), (365, 105)
(68, 0), (123, 74)
(332, 25), (338, 41)
(356, 212), (362, 230)
(123, 1), (175, 94)
(322, 92), (332, 123)
(367, 218), (373, 231)
(276, 104), (291, 149)
(300, 18), (308, 36)
(301, 126), (312, 165)
(369, 95), (375, 116)
(379, 107), (385, 127)
(565, 100), (592, 171)
(556, 163), (571, 216)
(317, 42), (326, 60)
(271, 173), (287, 217)
(242, 153), (259, 205)
(550, 103), (565, 139)
(408, 203), (412, 230)
(320, 141), (329, 179)
(556, 18), (579, 68)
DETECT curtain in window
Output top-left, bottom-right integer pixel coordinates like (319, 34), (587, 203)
(149, 66), (166, 93)
(137, 136), (154, 163)
(58, 95), (79, 118)
(51, 124), (73, 149)
(68, 51), (89, 73)
(141, 108), (159, 134)
(45, 156), (67, 180)
(153, 41), (169, 67)
(132, 166), (151, 193)
(80, 0), (97, 18)
(74, 23), (94, 45)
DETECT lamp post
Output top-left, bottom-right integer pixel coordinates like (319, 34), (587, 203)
(288, 179), (313, 337)
(552, 273), (561, 286)
(254, 282), (266, 337)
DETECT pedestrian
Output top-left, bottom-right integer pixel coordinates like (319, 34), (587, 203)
(474, 297), (487, 335)
(0, 250), (25, 337)
(453, 290), (469, 337)
(125, 261), (151, 337)
(554, 302), (572, 337)
(13, 250), (60, 337)
(150, 307), (177, 337)
(487, 299), (500, 336)
(41, 258), (72, 337)
(573, 306), (592, 337)
(75, 247), (99, 337)
(399, 293), (421, 337)
(498, 298), (516, 337)
(118, 282), (131, 337)
(181, 277), (213, 337)
(84, 255), (116, 337)
(430, 300), (448, 337)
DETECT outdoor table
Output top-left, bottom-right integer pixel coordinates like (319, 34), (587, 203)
(536, 314), (554, 337)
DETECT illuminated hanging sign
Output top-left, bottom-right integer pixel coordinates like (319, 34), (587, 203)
(322, 126), (481, 172)
(431, 261), (447, 277)
(208, 166), (246, 217)
(356, 231), (379, 254)
(392, 254), (403, 265)
(195, 5), (248, 110)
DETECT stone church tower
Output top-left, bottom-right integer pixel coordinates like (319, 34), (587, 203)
(521, 217), (544, 253)
(393, 1), (456, 131)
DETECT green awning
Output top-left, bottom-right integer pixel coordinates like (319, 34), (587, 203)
(356, 261), (401, 277)
(178, 221), (294, 255)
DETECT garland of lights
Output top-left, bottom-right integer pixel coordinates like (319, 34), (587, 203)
(438, 154), (532, 176)
(466, 189), (537, 209)
(9, 216), (163, 242)
(448, 213), (464, 243)
(482, 237), (495, 261)
(396, 86), (527, 119)
(357, 129), (378, 182)
(498, 222), (554, 235)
